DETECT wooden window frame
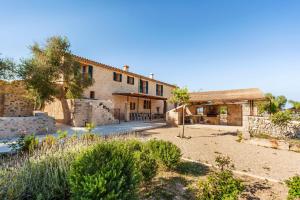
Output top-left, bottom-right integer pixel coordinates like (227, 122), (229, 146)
(90, 91), (95, 99)
(127, 76), (134, 85)
(113, 72), (122, 82)
(143, 100), (151, 109)
(130, 102), (136, 110)
(156, 84), (163, 96)
(139, 79), (148, 94)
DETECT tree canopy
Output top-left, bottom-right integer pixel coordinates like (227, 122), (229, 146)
(169, 87), (190, 106)
(257, 93), (287, 114)
(0, 56), (18, 80)
(18, 36), (93, 109)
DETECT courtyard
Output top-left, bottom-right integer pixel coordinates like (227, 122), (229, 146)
(143, 124), (300, 182)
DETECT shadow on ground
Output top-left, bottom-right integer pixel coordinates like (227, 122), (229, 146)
(175, 161), (210, 176)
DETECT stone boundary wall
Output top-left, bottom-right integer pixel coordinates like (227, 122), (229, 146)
(244, 116), (300, 138)
(0, 94), (34, 117)
(0, 111), (56, 139)
(44, 98), (118, 127)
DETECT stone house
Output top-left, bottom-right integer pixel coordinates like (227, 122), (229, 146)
(167, 88), (265, 127)
(44, 55), (176, 126)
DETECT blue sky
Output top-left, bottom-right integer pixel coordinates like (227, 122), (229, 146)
(1, 0), (300, 101)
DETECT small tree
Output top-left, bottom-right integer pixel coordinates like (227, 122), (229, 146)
(0, 55), (18, 80)
(18, 36), (93, 109)
(257, 93), (287, 114)
(169, 87), (190, 138)
(289, 100), (300, 112)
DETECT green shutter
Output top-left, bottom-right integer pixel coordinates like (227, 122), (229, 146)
(113, 72), (116, 81)
(146, 81), (148, 94)
(161, 85), (163, 96)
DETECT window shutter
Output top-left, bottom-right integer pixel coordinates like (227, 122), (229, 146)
(113, 72), (116, 81)
(139, 79), (143, 93)
(120, 74), (122, 82)
(132, 77), (134, 84)
(88, 65), (93, 79)
(146, 81), (149, 94)
(127, 76), (129, 84)
(161, 85), (163, 96)
(156, 84), (158, 95)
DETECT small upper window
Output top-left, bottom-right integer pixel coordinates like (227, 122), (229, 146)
(113, 72), (122, 82)
(156, 84), (163, 96)
(90, 91), (95, 99)
(139, 79), (148, 94)
(127, 76), (134, 85)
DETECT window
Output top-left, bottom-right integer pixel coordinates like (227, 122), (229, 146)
(90, 91), (95, 99)
(144, 100), (151, 109)
(196, 107), (204, 115)
(130, 102), (136, 110)
(113, 72), (122, 82)
(88, 65), (93, 79)
(139, 79), (148, 94)
(156, 84), (163, 96)
(82, 66), (87, 79)
(127, 76), (134, 85)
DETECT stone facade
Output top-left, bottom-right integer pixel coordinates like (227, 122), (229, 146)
(0, 111), (56, 139)
(78, 57), (176, 120)
(244, 116), (300, 138)
(44, 98), (118, 127)
(0, 94), (34, 117)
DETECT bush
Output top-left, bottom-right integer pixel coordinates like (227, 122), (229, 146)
(9, 134), (39, 153)
(197, 156), (244, 200)
(146, 139), (181, 169)
(286, 175), (300, 200)
(69, 141), (141, 199)
(0, 153), (75, 200)
(42, 135), (57, 148)
(124, 140), (158, 182)
(271, 110), (292, 127)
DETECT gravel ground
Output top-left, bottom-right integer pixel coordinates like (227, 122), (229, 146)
(143, 125), (300, 182)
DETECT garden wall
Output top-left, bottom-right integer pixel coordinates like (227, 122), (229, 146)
(0, 94), (34, 117)
(0, 112), (56, 139)
(44, 98), (118, 127)
(244, 116), (300, 138)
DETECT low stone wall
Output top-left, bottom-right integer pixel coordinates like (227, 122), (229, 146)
(244, 116), (300, 138)
(44, 98), (118, 127)
(0, 94), (34, 117)
(0, 112), (56, 139)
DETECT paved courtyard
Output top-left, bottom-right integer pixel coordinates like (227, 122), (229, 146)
(143, 125), (300, 182)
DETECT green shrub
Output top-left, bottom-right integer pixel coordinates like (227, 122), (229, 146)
(271, 110), (292, 127)
(0, 153), (75, 200)
(197, 156), (244, 200)
(124, 140), (158, 182)
(85, 122), (95, 133)
(9, 134), (39, 153)
(69, 141), (141, 199)
(286, 175), (300, 200)
(57, 130), (68, 139)
(146, 139), (181, 169)
(42, 135), (57, 148)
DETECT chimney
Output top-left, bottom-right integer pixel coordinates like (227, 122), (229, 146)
(149, 73), (154, 79)
(123, 65), (129, 72)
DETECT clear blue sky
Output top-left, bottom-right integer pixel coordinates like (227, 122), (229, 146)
(1, 0), (300, 102)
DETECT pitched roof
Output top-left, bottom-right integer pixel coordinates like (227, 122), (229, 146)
(73, 55), (176, 88)
(189, 88), (265, 103)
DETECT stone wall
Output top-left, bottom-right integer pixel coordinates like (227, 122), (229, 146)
(0, 111), (56, 139)
(244, 116), (300, 138)
(0, 94), (34, 117)
(44, 98), (118, 127)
